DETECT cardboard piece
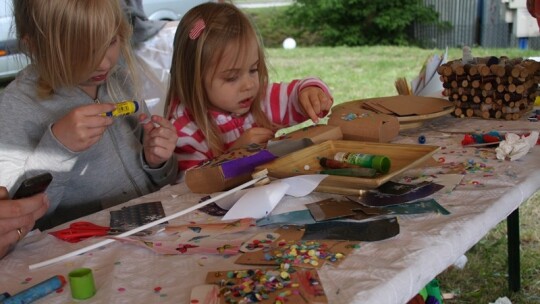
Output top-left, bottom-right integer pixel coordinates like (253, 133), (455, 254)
(305, 198), (360, 221)
(329, 96), (455, 134)
(205, 268), (328, 304)
(328, 102), (399, 142)
(235, 226), (358, 268)
(369, 95), (454, 116)
(275, 124), (343, 144)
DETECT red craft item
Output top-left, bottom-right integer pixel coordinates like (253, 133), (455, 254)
(49, 221), (110, 243)
(461, 134), (475, 145)
(482, 134), (500, 143)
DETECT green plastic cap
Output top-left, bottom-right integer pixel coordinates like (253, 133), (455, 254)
(69, 268), (96, 300)
(372, 155), (391, 173)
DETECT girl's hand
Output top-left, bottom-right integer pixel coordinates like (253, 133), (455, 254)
(298, 86), (333, 123)
(229, 127), (275, 150)
(140, 114), (178, 168)
(52, 104), (115, 152)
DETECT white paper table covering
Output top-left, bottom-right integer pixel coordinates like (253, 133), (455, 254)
(1, 115), (539, 304)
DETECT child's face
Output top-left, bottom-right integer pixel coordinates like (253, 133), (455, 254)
(204, 37), (260, 116)
(78, 36), (122, 93)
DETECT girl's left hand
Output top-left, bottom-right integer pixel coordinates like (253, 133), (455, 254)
(299, 87), (333, 123)
(140, 114), (178, 168)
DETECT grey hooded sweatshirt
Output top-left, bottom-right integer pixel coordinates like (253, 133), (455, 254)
(0, 66), (177, 230)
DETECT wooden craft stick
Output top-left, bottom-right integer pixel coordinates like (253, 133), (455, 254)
(29, 175), (267, 270)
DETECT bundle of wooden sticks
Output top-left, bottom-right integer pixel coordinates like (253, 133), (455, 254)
(437, 56), (539, 120)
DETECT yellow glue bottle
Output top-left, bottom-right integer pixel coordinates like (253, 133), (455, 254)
(102, 100), (139, 117)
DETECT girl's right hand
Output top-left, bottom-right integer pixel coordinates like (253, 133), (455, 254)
(229, 127), (275, 150)
(51, 104), (115, 152)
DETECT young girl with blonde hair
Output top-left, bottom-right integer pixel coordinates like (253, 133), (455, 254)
(0, 0), (178, 229)
(166, 2), (333, 171)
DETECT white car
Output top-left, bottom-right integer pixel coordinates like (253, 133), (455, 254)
(0, 0), (215, 81)
(143, 0), (215, 21)
(0, 0), (28, 81)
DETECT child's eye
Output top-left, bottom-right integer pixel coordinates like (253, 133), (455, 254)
(249, 68), (258, 74)
(225, 75), (238, 82)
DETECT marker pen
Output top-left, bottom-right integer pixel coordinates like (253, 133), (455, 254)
(3, 275), (66, 304)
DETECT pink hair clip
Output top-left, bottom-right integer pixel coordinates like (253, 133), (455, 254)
(189, 19), (206, 40)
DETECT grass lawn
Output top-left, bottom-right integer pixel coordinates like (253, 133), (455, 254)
(265, 45), (540, 303)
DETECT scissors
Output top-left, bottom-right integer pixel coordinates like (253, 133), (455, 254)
(49, 221), (110, 243)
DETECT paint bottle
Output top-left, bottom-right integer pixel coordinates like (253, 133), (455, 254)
(333, 152), (391, 173)
(102, 100), (139, 117)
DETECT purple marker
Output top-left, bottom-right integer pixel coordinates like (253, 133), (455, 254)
(3, 275), (66, 304)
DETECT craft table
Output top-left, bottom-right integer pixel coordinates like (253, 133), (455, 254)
(1, 115), (539, 304)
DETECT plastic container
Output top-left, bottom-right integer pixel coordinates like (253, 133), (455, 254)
(69, 268), (96, 300)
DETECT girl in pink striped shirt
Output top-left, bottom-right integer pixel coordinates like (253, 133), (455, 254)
(165, 2), (333, 172)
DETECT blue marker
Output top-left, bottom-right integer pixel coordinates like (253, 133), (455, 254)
(3, 275), (66, 304)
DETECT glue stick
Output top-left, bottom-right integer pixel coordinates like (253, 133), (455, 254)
(334, 152), (391, 173)
(102, 100), (139, 117)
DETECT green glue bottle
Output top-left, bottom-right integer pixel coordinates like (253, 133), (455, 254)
(333, 152), (391, 173)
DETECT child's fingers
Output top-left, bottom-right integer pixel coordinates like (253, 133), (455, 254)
(318, 91), (332, 111)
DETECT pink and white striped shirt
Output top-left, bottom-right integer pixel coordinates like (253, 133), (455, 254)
(169, 77), (332, 171)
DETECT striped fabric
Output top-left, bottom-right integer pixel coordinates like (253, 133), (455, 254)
(170, 77), (332, 171)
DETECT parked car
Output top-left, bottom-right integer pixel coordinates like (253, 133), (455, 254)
(143, 0), (216, 21)
(0, 0), (28, 81)
(0, 0), (216, 81)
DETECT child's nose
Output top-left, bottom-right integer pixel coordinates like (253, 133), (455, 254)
(97, 55), (113, 71)
(242, 75), (256, 91)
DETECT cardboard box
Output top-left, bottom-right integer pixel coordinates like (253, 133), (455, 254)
(329, 96), (455, 134)
(328, 101), (400, 142)
(276, 124), (343, 144)
(185, 148), (276, 194)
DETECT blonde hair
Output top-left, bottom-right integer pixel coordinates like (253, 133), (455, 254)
(14, 0), (137, 100)
(165, 2), (275, 155)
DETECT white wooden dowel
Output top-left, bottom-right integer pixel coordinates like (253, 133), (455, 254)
(29, 176), (265, 270)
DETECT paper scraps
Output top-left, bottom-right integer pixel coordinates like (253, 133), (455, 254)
(221, 175), (326, 221)
(117, 218), (256, 255)
(495, 131), (539, 161)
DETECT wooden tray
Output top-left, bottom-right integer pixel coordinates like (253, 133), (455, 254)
(256, 140), (440, 195)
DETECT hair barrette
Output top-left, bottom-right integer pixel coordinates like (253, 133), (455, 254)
(189, 19), (206, 40)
